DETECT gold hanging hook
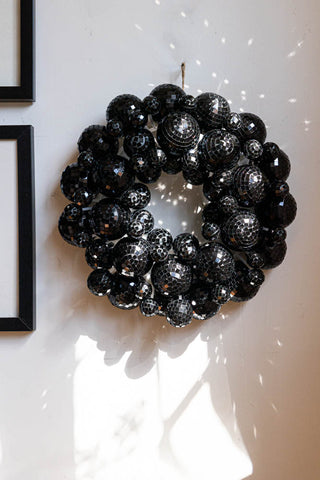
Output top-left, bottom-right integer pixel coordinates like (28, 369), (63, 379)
(181, 62), (186, 90)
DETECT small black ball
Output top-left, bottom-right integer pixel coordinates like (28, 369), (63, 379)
(140, 297), (159, 317)
(128, 210), (154, 238)
(123, 129), (155, 156)
(85, 237), (113, 270)
(246, 251), (265, 269)
(77, 125), (118, 157)
(258, 142), (291, 181)
(233, 165), (267, 206)
(202, 222), (220, 241)
(225, 112), (242, 132)
(143, 95), (161, 115)
(211, 284), (232, 305)
(135, 279), (153, 300)
(148, 228), (173, 262)
(260, 241), (287, 269)
(188, 283), (221, 320)
(87, 269), (113, 296)
(196, 243), (235, 283)
(108, 274), (141, 310)
(106, 94), (144, 130)
(272, 180), (290, 197)
(120, 183), (151, 210)
(58, 207), (94, 248)
(92, 198), (130, 240)
(198, 129), (240, 171)
(166, 298), (193, 327)
(247, 269), (265, 287)
(221, 211), (260, 251)
(73, 187), (93, 206)
(237, 113), (267, 144)
(162, 155), (182, 175)
(218, 195), (238, 215)
(157, 112), (200, 156)
(149, 83), (186, 120)
(178, 95), (196, 114)
(63, 203), (82, 221)
(243, 139), (263, 160)
(173, 233), (199, 263)
(77, 151), (95, 168)
(106, 119), (124, 137)
(92, 155), (134, 197)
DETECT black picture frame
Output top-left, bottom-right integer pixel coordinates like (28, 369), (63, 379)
(0, 125), (35, 331)
(0, 0), (35, 102)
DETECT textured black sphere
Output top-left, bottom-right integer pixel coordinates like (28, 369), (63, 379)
(106, 119), (124, 137)
(92, 198), (130, 240)
(135, 157), (162, 184)
(106, 94), (145, 130)
(261, 240), (287, 269)
(195, 92), (230, 131)
(173, 233), (199, 263)
(85, 237), (113, 270)
(135, 279), (153, 300)
(87, 269), (113, 296)
(108, 274), (141, 310)
(233, 165), (267, 206)
(188, 283), (221, 320)
(198, 129), (240, 171)
(157, 112), (200, 156)
(260, 193), (297, 228)
(246, 251), (265, 269)
(92, 155), (134, 197)
(78, 151), (95, 168)
(148, 228), (173, 262)
(222, 211), (260, 251)
(60, 163), (95, 203)
(151, 255), (193, 296)
(143, 95), (161, 115)
(178, 95), (196, 114)
(113, 237), (151, 276)
(140, 297), (159, 317)
(196, 243), (235, 283)
(202, 202), (221, 224)
(120, 183), (151, 210)
(78, 125), (118, 157)
(166, 298), (193, 327)
(225, 112), (242, 132)
(123, 129), (155, 156)
(162, 155), (182, 175)
(150, 83), (186, 120)
(202, 222), (221, 241)
(218, 195), (238, 215)
(58, 207), (94, 248)
(237, 113), (267, 144)
(258, 142), (291, 181)
(128, 210), (154, 238)
(243, 139), (263, 160)
(63, 203), (82, 221)
(211, 284), (232, 305)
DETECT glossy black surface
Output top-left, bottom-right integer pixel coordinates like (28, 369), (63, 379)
(140, 297), (159, 317)
(78, 125), (118, 157)
(150, 84), (186, 120)
(260, 193), (297, 228)
(123, 129), (155, 156)
(166, 298), (193, 327)
(188, 283), (221, 320)
(157, 112), (200, 156)
(198, 129), (240, 171)
(233, 165), (267, 206)
(151, 255), (193, 296)
(85, 237), (114, 270)
(58, 208), (94, 248)
(202, 222), (221, 241)
(238, 113), (267, 144)
(222, 211), (260, 251)
(173, 233), (199, 263)
(195, 92), (230, 131)
(113, 237), (151, 276)
(92, 155), (134, 197)
(92, 199), (130, 239)
(258, 142), (291, 181)
(87, 269), (113, 296)
(60, 163), (95, 202)
(143, 95), (161, 115)
(128, 210), (154, 238)
(108, 274), (141, 310)
(106, 94), (146, 130)
(120, 183), (151, 210)
(196, 243), (235, 283)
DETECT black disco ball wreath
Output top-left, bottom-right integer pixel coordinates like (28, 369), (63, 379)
(58, 84), (297, 327)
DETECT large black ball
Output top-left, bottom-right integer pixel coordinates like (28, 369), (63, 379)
(259, 193), (297, 228)
(257, 142), (291, 181)
(233, 165), (267, 206)
(221, 211), (260, 251)
(108, 274), (141, 310)
(92, 155), (134, 197)
(198, 129), (240, 171)
(195, 92), (230, 132)
(78, 125), (118, 157)
(58, 207), (94, 248)
(60, 163), (95, 202)
(151, 255), (193, 296)
(85, 237), (114, 270)
(149, 83), (186, 120)
(196, 242), (235, 283)
(106, 94), (146, 130)
(237, 113), (267, 144)
(188, 283), (221, 320)
(120, 183), (151, 210)
(157, 112), (200, 156)
(113, 237), (151, 276)
(92, 198), (130, 240)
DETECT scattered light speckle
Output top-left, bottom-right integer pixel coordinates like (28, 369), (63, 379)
(259, 93), (265, 99)
(158, 220), (163, 225)
(197, 89), (203, 93)
(248, 38), (254, 46)
(148, 83), (155, 87)
(181, 11), (186, 17)
(253, 425), (257, 439)
(196, 59), (201, 65)
(169, 43), (175, 49)
(239, 107), (244, 112)
(304, 119), (311, 125)
(241, 90), (246, 95)
(204, 19), (209, 27)
(288, 98), (297, 103)
(288, 50), (296, 58)
(224, 78), (229, 84)
(155, 0), (160, 4)
(221, 37), (226, 44)
(297, 40), (304, 47)
(212, 72), (217, 78)
(134, 24), (142, 31)
(227, 99), (232, 105)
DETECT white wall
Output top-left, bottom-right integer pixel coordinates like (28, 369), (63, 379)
(0, 1), (320, 479)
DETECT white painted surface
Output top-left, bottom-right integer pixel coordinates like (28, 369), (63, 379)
(0, 0), (20, 86)
(0, 1), (320, 479)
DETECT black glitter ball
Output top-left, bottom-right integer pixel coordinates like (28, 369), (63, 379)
(198, 129), (240, 171)
(108, 274), (141, 310)
(166, 298), (193, 327)
(257, 142), (291, 181)
(92, 198), (130, 240)
(78, 125), (118, 157)
(120, 183), (151, 210)
(237, 113), (267, 144)
(196, 243), (235, 283)
(106, 94), (146, 130)
(157, 112), (200, 156)
(150, 84), (186, 120)
(260, 193), (297, 228)
(233, 165), (267, 206)
(188, 283), (221, 320)
(113, 237), (151, 276)
(85, 237), (114, 270)
(221, 211), (260, 251)
(60, 163), (95, 202)
(151, 255), (193, 296)
(58, 83), (297, 326)
(92, 154), (134, 197)
(173, 233), (199, 263)
(87, 269), (113, 296)
(195, 92), (230, 131)
(128, 210), (154, 238)
(58, 207), (94, 248)
(123, 129), (155, 156)
(140, 297), (159, 317)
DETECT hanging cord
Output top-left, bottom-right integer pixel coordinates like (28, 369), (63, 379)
(181, 62), (186, 90)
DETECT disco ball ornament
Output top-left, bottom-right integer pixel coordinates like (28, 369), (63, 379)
(58, 82), (297, 327)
